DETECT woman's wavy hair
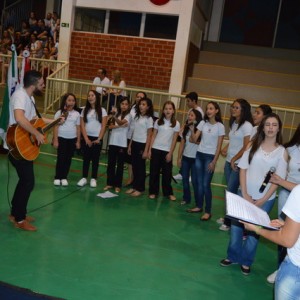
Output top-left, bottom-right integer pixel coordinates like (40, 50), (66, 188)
(182, 109), (202, 141)
(115, 96), (131, 120)
(248, 113), (283, 164)
(83, 90), (102, 123)
(157, 101), (177, 128)
(135, 97), (154, 119)
(229, 98), (253, 130)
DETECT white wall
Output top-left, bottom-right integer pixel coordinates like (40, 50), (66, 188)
(75, 0), (181, 14)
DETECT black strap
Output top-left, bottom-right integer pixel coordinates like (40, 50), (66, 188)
(32, 100), (42, 119)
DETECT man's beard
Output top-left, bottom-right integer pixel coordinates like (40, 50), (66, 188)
(33, 87), (44, 96)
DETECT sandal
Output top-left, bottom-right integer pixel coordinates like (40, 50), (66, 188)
(125, 188), (135, 194)
(104, 185), (113, 191)
(187, 207), (203, 213)
(201, 213), (212, 221)
(169, 195), (176, 201)
(131, 191), (142, 197)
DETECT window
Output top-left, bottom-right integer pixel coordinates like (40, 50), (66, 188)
(144, 14), (178, 40)
(108, 11), (142, 36)
(73, 8), (178, 40)
(74, 8), (106, 33)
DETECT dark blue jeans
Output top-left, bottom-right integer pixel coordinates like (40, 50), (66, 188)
(224, 161), (240, 226)
(195, 152), (214, 213)
(181, 156), (198, 204)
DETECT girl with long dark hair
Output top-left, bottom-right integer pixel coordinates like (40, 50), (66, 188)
(77, 90), (108, 188)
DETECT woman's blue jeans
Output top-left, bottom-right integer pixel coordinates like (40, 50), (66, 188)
(181, 156), (198, 204)
(275, 256), (300, 300)
(224, 161), (240, 193)
(223, 161), (240, 226)
(195, 152), (214, 213)
(226, 198), (275, 267)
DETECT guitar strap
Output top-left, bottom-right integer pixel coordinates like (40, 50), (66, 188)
(31, 100), (42, 119)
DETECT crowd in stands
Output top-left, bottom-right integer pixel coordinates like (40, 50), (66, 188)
(0, 11), (60, 85)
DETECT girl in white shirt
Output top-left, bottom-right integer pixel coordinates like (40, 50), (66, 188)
(251, 104), (272, 139)
(77, 90), (108, 188)
(53, 93), (81, 186)
(125, 91), (147, 187)
(127, 98), (154, 196)
(148, 101), (180, 200)
(177, 109), (203, 206)
(104, 97), (131, 193)
(220, 113), (288, 275)
(267, 123), (300, 283)
(218, 99), (253, 230)
(190, 101), (225, 220)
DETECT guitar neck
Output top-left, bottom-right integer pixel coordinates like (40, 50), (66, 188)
(41, 118), (62, 134)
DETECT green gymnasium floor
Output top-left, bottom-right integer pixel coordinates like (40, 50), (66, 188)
(0, 144), (277, 300)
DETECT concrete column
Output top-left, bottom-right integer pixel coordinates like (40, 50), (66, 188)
(57, 0), (76, 62)
(207, 0), (225, 42)
(168, 0), (195, 95)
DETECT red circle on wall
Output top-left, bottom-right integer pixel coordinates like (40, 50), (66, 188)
(150, 0), (170, 5)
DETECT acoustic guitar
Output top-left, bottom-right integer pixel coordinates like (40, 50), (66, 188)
(6, 114), (66, 161)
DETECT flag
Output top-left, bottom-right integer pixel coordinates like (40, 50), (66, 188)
(0, 44), (19, 141)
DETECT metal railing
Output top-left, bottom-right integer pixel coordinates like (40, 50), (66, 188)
(1, 53), (299, 142)
(45, 76), (300, 142)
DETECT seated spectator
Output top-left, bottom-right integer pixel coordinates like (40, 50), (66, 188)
(30, 34), (43, 58)
(7, 24), (15, 40)
(108, 70), (126, 112)
(0, 44), (11, 85)
(92, 68), (110, 108)
(40, 47), (53, 81)
(50, 12), (59, 37)
(29, 11), (37, 28)
(36, 19), (50, 42)
(44, 12), (52, 29)
(19, 20), (31, 47)
(1, 30), (12, 48)
(53, 18), (60, 44)
(14, 31), (24, 54)
(93, 68), (110, 93)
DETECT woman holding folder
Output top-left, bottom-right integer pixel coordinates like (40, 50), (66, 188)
(220, 113), (288, 275)
(242, 184), (300, 299)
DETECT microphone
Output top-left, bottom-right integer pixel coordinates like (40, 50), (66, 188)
(259, 167), (276, 193)
(186, 120), (197, 127)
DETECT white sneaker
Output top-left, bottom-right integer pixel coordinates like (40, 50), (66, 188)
(53, 179), (60, 186)
(173, 173), (182, 180)
(90, 179), (97, 188)
(77, 178), (87, 187)
(61, 179), (68, 186)
(267, 270), (278, 284)
(219, 224), (230, 231)
(216, 217), (225, 225)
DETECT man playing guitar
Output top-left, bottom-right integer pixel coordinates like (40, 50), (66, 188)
(7, 70), (48, 231)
